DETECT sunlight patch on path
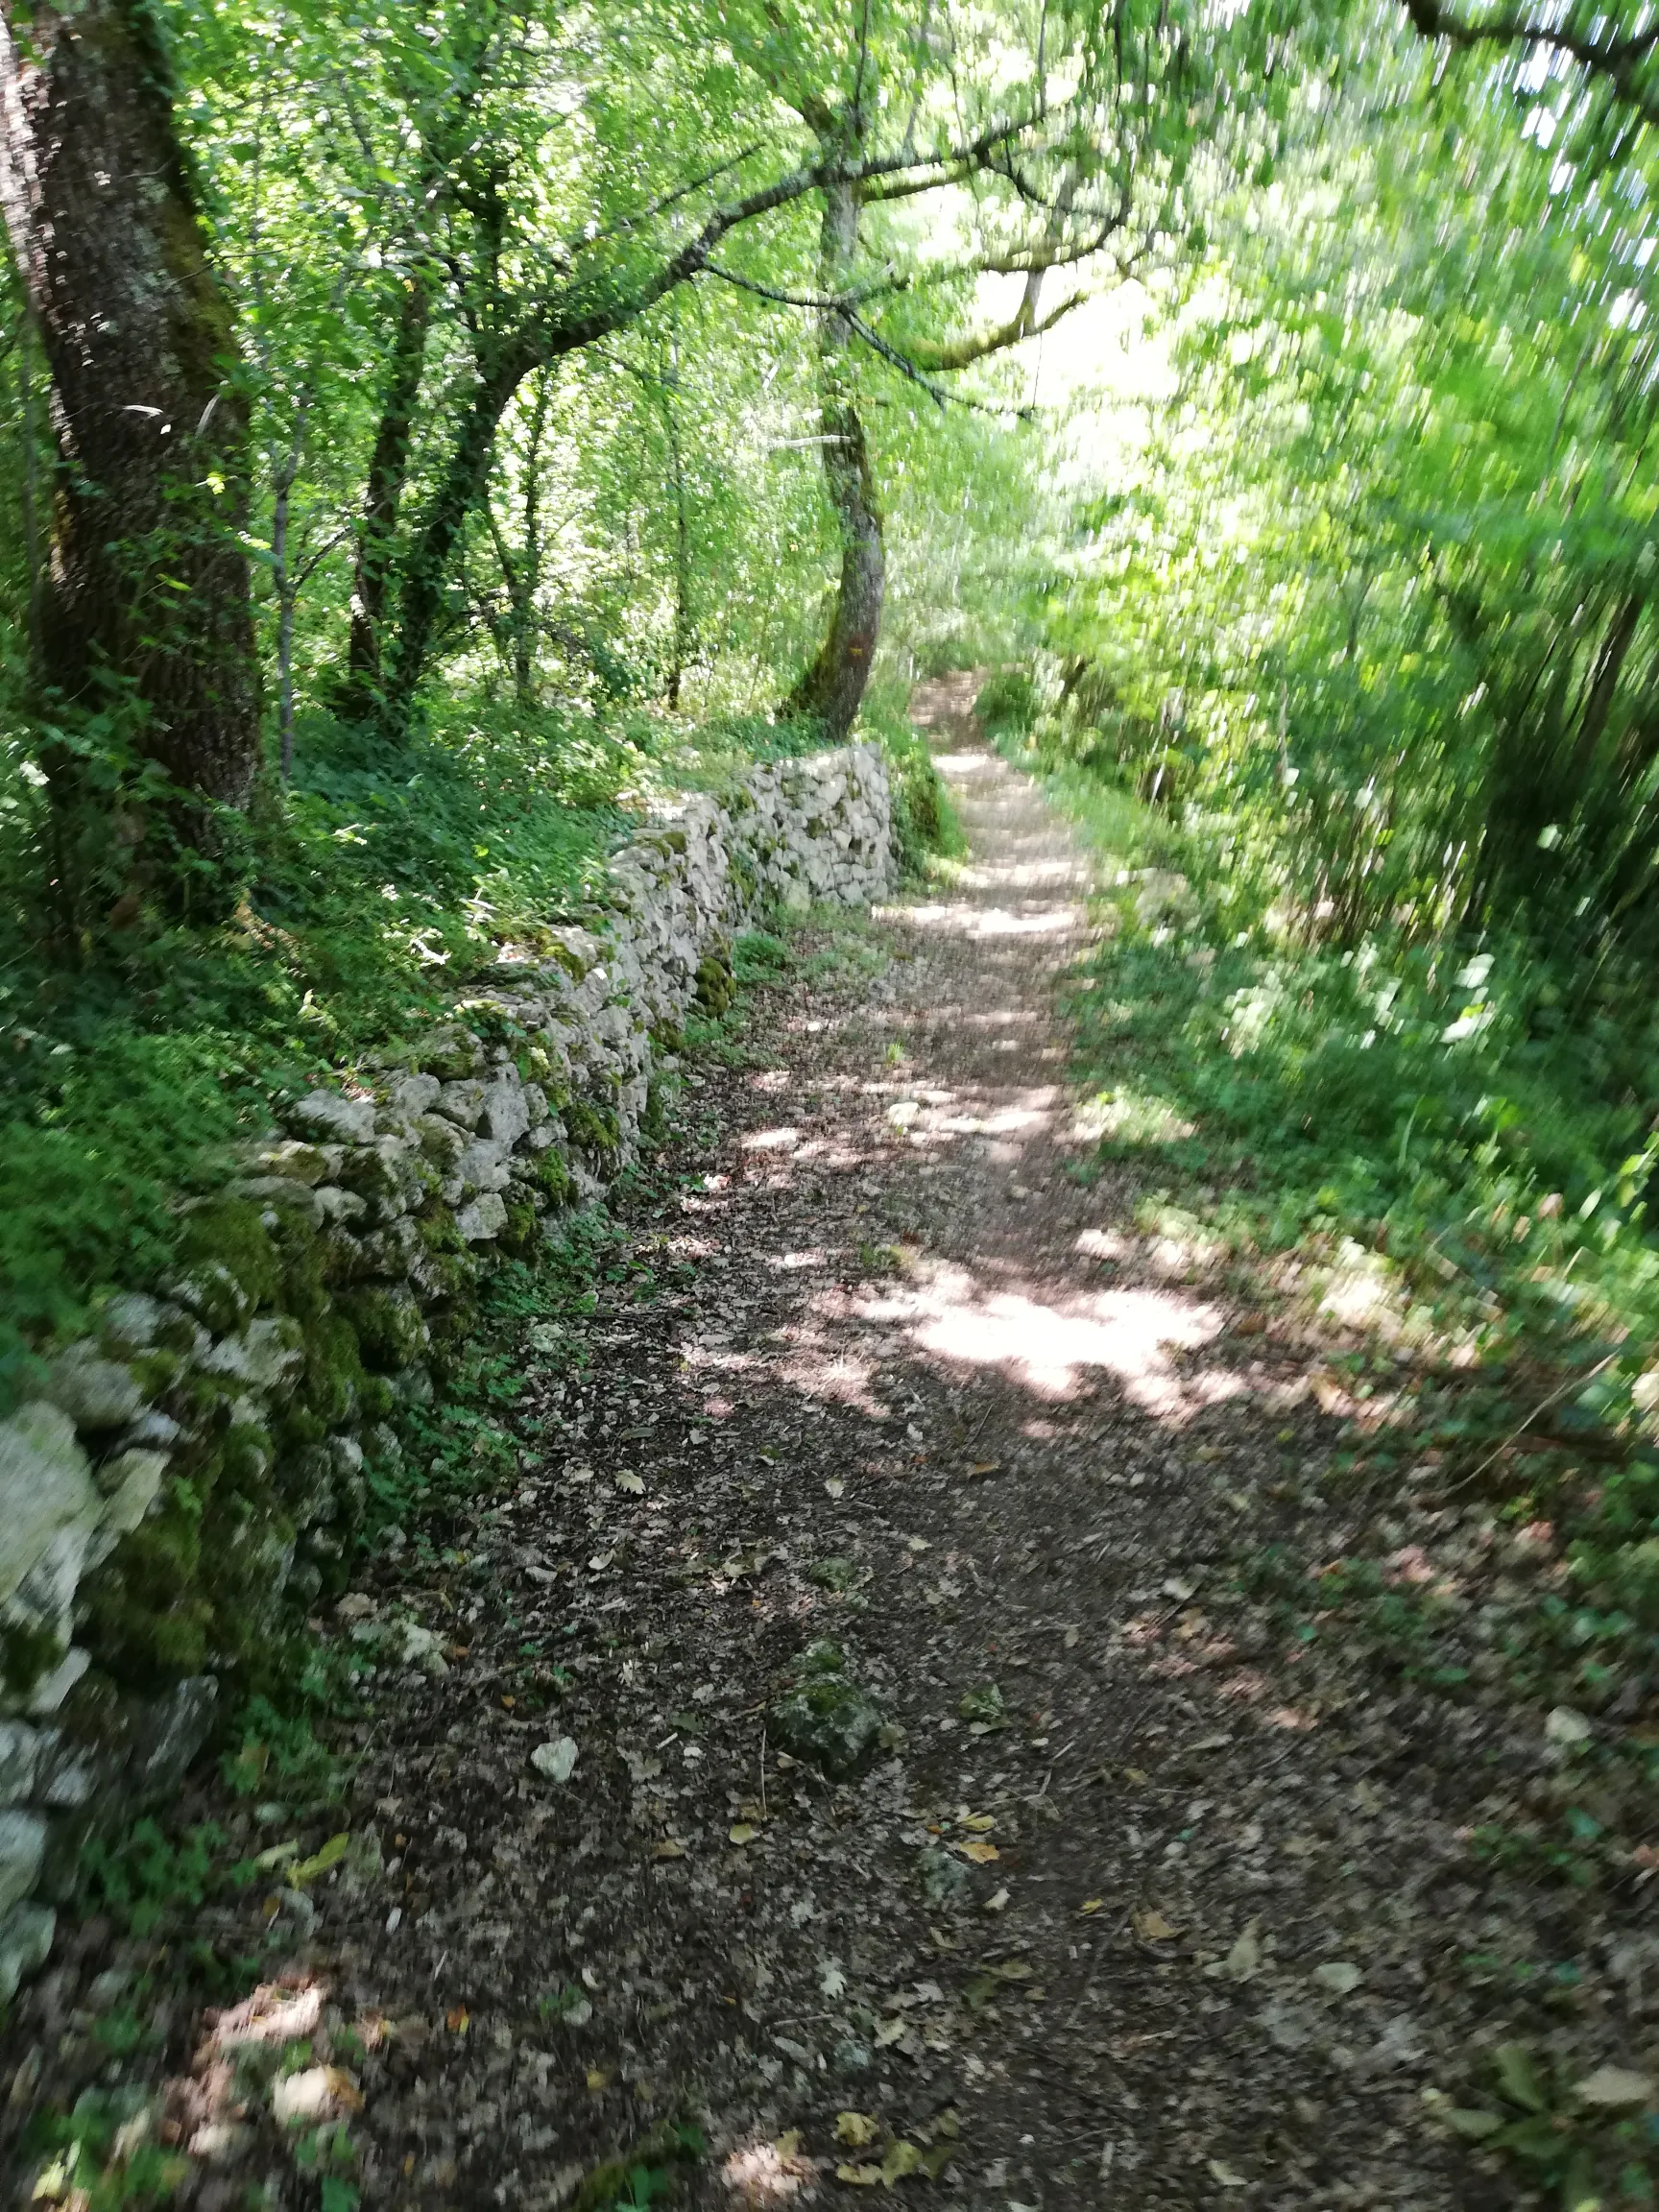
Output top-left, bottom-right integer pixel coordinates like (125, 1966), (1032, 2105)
(844, 1261), (1239, 1420)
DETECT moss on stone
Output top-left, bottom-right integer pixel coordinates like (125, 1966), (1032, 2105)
(359, 1373), (397, 1421)
(693, 944), (735, 1017)
(412, 1023), (484, 1080)
(299, 1312), (365, 1429)
(1, 1619), (65, 1697)
(79, 1479), (213, 1691)
(536, 1150), (576, 1208)
(640, 1073), (674, 1147)
(338, 1284), (430, 1373)
(500, 1196), (541, 1255)
(563, 1099), (621, 1166)
(415, 1208), (480, 1300)
(174, 1198), (281, 1324)
(128, 1347), (180, 1401)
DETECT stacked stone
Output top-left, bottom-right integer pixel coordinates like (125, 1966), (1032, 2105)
(0, 740), (893, 1997)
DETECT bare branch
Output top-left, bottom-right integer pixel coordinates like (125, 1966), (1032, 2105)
(575, 142), (769, 252)
(842, 308), (1032, 416)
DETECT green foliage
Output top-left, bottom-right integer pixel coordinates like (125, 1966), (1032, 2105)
(577, 2122), (705, 2210)
(857, 681), (965, 879)
(22, 2091), (188, 2210)
(973, 669), (1038, 738)
(1437, 2042), (1659, 2209)
(222, 1695), (346, 1809)
(79, 1819), (228, 1939)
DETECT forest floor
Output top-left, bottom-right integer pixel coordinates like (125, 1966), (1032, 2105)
(7, 679), (1647, 2212)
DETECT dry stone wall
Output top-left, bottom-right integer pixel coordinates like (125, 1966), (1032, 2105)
(0, 743), (892, 2000)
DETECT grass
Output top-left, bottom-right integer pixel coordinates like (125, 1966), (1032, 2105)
(0, 703), (637, 1414)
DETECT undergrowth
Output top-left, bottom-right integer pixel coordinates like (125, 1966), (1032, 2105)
(0, 705), (633, 1414)
(0, 686), (950, 1415)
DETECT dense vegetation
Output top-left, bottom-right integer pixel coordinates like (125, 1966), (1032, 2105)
(971, 3), (1659, 1926)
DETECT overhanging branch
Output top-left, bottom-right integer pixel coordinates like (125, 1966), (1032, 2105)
(1401, 0), (1659, 126)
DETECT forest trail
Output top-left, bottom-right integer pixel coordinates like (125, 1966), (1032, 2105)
(11, 683), (1510, 2212)
(292, 675), (1472, 2211)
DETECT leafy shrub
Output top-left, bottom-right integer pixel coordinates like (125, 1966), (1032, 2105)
(974, 668), (1038, 737)
(855, 686), (963, 879)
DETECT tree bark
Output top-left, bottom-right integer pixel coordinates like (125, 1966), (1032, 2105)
(660, 383), (693, 709)
(782, 177), (884, 741)
(339, 273), (432, 718)
(0, 0), (259, 866)
(379, 345), (531, 737)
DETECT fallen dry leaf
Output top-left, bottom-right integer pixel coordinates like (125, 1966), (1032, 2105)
(835, 2112), (879, 2148)
(881, 2141), (922, 2182)
(959, 1839), (1000, 1864)
(1134, 1909), (1179, 1941)
(1574, 2065), (1654, 2109)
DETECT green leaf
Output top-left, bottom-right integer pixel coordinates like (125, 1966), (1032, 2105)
(1446, 2107), (1504, 2141)
(1497, 2041), (1550, 2114)
(290, 1831), (350, 1886)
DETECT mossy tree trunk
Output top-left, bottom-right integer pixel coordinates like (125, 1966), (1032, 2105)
(0, 0), (259, 899)
(339, 273), (433, 722)
(781, 172), (884, 743)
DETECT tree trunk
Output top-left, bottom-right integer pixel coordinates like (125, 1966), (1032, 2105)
(782, 177), (884, 742)
(0, 0), (259, 876)
(661, 387), (693, 710)
(339, 273), (432, 718)
(379, 347), (528, 739)
(511, 368), (551, 709)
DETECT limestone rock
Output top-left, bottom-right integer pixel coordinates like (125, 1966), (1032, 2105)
(458, 1136), (512, 1194)
(291, 1090), (376, 1144)
(230, 1175), (325, 1230)
(25, 1649), (90, 1717)
(200, 1316), (305, 1394)
(316, 1184), (369, 1226)
(0, 1809), (46, 1916)
(132, 1676), (218, 1797)
(479, 1071), (530, 1146)
(388, 1072), (442, 1116)
(94, 1450), (169, 1540)
(0, 1721), (40, 1806)
(238, 1138), (334, 1187)
(769, 1641), (886, 1781)
(0, 1901), (54, 2004)
(42, 1344), (143, 1431)
(437, 1079), (486, 1129)
(164, 1260), (252, 1334)
(0, 1404), (99, 1615)
(98, 1293), (172, 1354)
(412, 1023), (484, 1080)
(456, 1192), (508, 1242)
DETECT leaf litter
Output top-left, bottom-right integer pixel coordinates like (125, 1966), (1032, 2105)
(5, 689), (1653, 2209)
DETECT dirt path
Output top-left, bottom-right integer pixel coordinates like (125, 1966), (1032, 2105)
(10, 680), (1521, 2209)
